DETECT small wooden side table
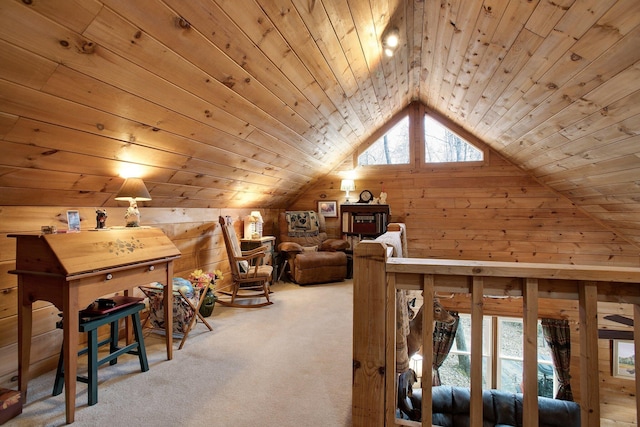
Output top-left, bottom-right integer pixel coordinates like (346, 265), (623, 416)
(240, 236), (277, 280)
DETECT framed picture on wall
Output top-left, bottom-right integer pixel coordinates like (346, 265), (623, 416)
(66, 210), (81, 232)
(613, 339), (635, 379)
(318, 200), (338, 218)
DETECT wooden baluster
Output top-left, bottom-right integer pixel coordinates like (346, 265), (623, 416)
(422, 275), (435, 426)
(386, 271), (398, 426)
(470, 277), (484, 425)
(523, 278), (539, 427)
(579, 282), (600, 427)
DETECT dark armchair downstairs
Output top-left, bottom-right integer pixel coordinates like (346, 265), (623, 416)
(278, 211), (349, 285)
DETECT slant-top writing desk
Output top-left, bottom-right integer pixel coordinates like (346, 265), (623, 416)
(9, 228), (181, 424)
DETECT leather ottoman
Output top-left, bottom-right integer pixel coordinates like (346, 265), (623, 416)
(293, 250), (347, 285)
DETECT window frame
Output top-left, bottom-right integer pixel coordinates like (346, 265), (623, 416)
(354, 104), (488, 172)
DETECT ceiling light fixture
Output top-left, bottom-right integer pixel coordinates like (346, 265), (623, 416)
(382, 27), (400, 57)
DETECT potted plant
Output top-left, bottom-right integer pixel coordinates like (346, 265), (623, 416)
(188, 269), (223, 317)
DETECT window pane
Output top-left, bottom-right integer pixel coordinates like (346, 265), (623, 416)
(440, 354), (489, 388)
(449, 315), (470, 353)
(449, 316), (491, 354)
(538, 362), (555, 398)
(497, 318), (557, 397)
(451, 314), (491, 356)
(358, 116), (410, 165)
(500, 359), (523, 393)
(424, 115), (483, 163)
(499, 319), (523, 358)
(439, 314), (490, 388)
(538, 323), (552, 360)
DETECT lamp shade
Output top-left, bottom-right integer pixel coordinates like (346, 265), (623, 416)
(340, 179), (355, 192)
(250, 211), (263, 222)
(114, 178), (151, 201)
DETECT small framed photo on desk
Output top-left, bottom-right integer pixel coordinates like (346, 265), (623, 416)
(66, 210), (81, 232)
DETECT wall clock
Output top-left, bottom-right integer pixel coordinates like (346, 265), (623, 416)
(358, 190), (373, 203)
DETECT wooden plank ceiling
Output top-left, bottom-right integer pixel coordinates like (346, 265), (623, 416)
(0, 0), (639, 246)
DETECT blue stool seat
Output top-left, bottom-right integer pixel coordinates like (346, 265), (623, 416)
(53, 301), (149, 406)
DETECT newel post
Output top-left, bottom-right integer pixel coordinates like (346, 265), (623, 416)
(352, 241), (389, 427)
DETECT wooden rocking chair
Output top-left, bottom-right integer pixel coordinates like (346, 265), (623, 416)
(218, 216), (273, 308)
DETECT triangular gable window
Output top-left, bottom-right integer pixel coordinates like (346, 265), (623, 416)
(358, 116), (410, 166)
(424, 115), (483, 163)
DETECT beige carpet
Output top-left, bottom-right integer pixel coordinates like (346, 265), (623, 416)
(7, 280), (353, 427)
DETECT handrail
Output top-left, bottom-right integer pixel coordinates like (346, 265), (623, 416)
(352, 240), (640, 427)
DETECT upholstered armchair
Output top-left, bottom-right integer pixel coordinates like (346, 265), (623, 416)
(278, 211), (349, 285)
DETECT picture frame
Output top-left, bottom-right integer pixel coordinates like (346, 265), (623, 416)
(612, 339), (635, 379)
(66, 210), (81, 232)
(318, 200), (338, 218)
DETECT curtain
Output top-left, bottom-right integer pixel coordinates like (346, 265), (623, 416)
(432, 312), (459, 386)
(396, 290), (411, 373)
(541, 318), (573, 401)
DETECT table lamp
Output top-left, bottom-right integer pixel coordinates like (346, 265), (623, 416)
(340, 179), (356, 204)
(114, 177), (151, 227)
(244, 210), (263, 239)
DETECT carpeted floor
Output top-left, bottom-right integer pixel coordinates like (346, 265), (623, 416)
(6, 280), (353, 427)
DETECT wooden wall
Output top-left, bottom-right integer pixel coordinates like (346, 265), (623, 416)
(0, 206), (280, 386)
(291, 105), (640, 267)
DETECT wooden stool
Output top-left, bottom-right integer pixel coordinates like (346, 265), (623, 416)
(53, 301), (149, 406)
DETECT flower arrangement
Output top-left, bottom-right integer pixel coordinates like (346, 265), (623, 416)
(188, 269), (223, 291)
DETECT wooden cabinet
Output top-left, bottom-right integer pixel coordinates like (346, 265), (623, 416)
(341, 204), (390, 241)
(240, 235), (275, 265)
(240, 236), (277, 281)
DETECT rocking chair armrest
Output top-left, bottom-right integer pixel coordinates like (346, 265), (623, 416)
(234, 253), (266, 266)
(240, 245), (268, 257)
(236, 253), (266, 266)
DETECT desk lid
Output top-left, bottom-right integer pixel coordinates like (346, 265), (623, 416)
(11, 228), (180, 276)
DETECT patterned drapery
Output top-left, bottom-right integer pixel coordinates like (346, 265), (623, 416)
(541, 318), (573, 401)
(432, 312), (459, 386)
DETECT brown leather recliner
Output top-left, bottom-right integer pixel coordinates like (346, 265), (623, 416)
(278, 211), (349, 285)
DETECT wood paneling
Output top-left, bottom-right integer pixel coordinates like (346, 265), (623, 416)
(0, 0), (638, 248)
(0, 1), (640, 423)
(291, 106), (640, 268)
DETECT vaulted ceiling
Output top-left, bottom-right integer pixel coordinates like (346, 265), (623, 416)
(0, 0), (639, 246)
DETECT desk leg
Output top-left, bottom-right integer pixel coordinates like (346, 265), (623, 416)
(164, 282), (173, 360)
(63, 291), (80, 424)
(17, 279), (32, 400)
